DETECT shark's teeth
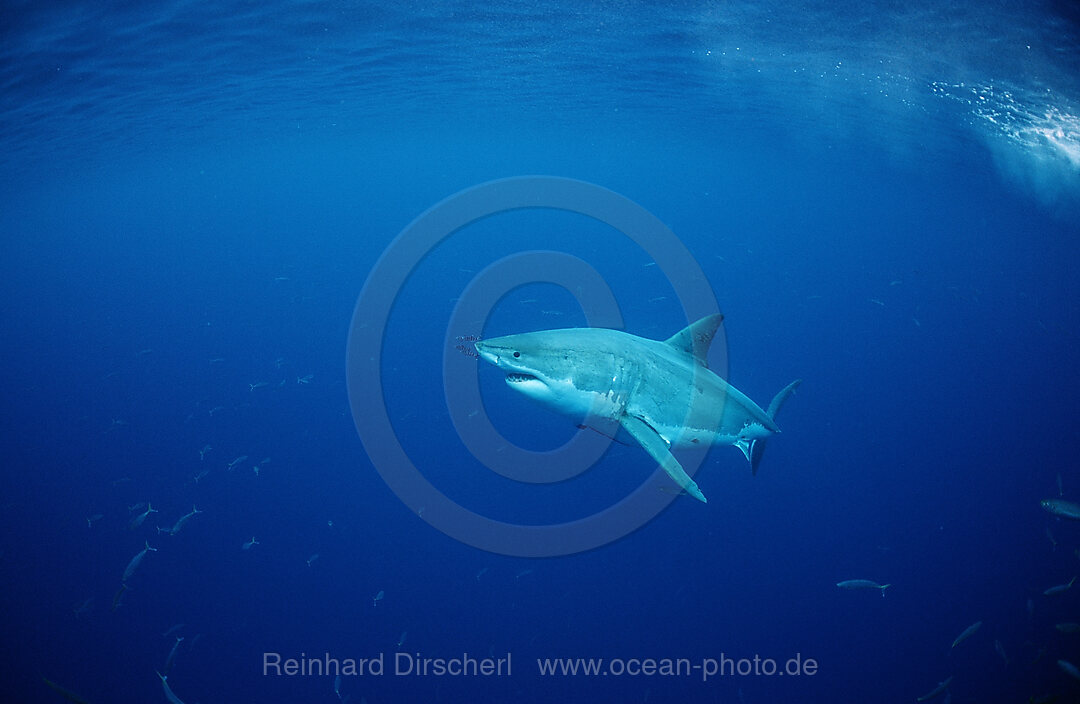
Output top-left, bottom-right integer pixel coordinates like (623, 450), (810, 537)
(506, 373), (537, 383)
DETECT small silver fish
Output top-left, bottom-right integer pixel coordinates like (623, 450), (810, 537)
(1044, 576), (1077, 596)
(1042, 499), (1080, 520)
(1058, 659), (1080, 681)
(836, 579), (891, 596)
(951, 621), (981, 649)
(121, 541), (157, 582)
(916, 675), (953, 702)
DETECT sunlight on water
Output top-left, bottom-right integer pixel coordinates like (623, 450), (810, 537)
(930, 79), (1080, 208)
(932, 81), (1080, 168)
(1013, 106), (1080, 169)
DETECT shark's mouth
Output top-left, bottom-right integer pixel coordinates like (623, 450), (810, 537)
(506, 373), (538, 384)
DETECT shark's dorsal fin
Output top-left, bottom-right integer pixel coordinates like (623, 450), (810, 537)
(664, 314), (724, 368)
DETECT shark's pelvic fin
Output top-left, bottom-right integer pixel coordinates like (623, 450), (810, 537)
(620, 414), (707, 503)
(750, 379), (803, 475)
(663, 314), (725, 369)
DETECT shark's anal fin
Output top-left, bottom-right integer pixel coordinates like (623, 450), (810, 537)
(620, 414), (707, 503)
(750, 379), (803, 476)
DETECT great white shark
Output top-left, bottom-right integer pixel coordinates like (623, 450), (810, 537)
(474, 314), (800, 503)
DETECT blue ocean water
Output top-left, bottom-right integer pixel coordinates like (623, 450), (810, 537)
(2, 1), (1079, 702)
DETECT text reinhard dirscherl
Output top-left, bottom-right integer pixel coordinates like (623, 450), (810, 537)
(263, 652), (512, 677)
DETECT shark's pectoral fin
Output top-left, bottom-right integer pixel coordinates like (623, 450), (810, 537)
(750, 379), (803, 476)
(620, 414), (707, 503)
(765, 379), (803, 420)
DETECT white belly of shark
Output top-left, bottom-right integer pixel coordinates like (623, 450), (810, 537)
(474, 314), (800, 503)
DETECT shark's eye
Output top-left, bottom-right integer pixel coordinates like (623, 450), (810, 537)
(513, 351), (520, 358)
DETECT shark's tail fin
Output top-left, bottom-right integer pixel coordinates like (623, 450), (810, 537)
(750, 379), (802, 475)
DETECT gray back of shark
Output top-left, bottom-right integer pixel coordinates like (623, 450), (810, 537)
(474, 314), (800, 503)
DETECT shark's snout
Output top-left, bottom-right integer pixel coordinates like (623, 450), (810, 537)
(474, 340), (516, 367)
(473, 340), (543, 387)
(473, 340), (498, 367)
